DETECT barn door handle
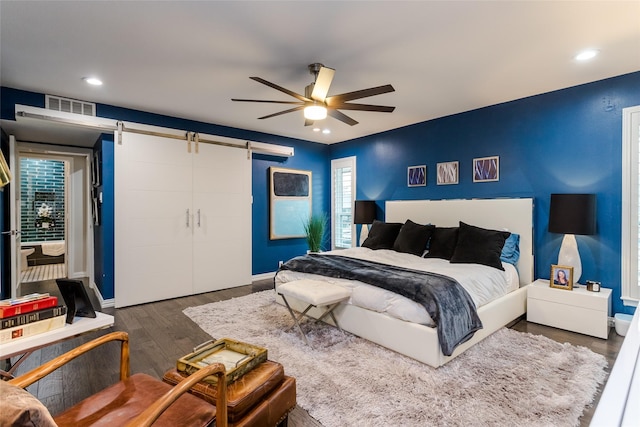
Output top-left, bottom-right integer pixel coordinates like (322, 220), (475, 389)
(197, 209), (201, 228)
(186, 209), (190, 228)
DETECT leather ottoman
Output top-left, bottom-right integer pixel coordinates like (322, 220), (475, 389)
(229, 376), (296, 427)
(163, 360), (296, 425)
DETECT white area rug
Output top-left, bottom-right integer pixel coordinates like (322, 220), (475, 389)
(184, 291), (607, 427)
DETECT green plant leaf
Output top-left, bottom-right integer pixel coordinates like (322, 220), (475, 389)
(304, 213), (327, 252)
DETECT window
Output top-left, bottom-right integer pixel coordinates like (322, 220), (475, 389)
(331, 157), (356, 250)
(622, 105), (640, 306)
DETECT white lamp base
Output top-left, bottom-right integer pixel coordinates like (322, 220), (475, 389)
(359, 224), (370, 246)
(558, 234), (582, 284)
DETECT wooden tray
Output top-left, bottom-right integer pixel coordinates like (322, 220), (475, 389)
(177, 338), (267, 385)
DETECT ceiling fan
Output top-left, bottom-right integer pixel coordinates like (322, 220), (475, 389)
(232, 63), (395, 126)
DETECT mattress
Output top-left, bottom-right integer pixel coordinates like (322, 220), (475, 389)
(274, 247), (519, 327)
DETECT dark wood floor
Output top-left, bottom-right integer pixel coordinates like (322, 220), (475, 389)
(11, 278), (623, 426)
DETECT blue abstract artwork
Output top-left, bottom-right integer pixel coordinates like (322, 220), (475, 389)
(473, 156), (499, 182)
(407, 165), (426, 187)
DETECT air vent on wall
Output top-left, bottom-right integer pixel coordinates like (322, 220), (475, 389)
(46, 95), (96, 116)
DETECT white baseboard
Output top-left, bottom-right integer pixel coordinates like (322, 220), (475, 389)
(252, 271), (276, 282)
(90, 282), (115, 309)
(90, 273), (276, 310)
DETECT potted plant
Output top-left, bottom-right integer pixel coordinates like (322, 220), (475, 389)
(304, 213), (327, 253)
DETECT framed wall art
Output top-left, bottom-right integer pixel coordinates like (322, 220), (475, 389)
(437, 161), (459, 185)
(473, 156), (499, 182)
(269, 167), (312, 239)
(407, 165), (426, 187)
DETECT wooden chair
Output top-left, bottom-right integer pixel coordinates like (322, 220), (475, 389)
(5, 331), (228, 427)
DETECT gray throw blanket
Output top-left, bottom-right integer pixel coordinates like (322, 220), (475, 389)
(277, 254), (483, 356)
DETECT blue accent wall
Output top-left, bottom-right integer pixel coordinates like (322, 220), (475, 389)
(93, 135), (114, 299)
(329, 71), (640, 315)
(2, 72), (639, 315)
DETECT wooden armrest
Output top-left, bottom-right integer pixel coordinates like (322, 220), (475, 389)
(127, 362), (228, 427)
(8, 331), (130, 389)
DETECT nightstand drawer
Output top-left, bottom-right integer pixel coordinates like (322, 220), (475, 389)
(527, 298), (609, 338)
(528, 283), (609, 311)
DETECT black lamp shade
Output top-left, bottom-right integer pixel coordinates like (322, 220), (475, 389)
(548, 194), (596, 235)
(354, 200), (376, 224)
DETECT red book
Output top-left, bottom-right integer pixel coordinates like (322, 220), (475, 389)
(0, 296), (58, 318)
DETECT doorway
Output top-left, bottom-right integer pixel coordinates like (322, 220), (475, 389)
(9, 138), (94, 299)
(18, 155), (68, 284)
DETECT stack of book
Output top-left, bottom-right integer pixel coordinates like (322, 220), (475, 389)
(0, 293), (67, 344)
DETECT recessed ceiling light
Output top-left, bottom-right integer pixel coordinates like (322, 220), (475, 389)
(83, 77), (103, 86)
(575, 49), (599, 61)
(322, 129), (331, 135)
(313, 127), (321, 132)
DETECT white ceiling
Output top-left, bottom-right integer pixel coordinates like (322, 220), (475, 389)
(1, 1), (639, 145)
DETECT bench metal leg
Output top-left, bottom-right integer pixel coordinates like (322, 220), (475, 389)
(314, 302), (344, 332)
(278, 293), (347, 346)
(279, 294), (312, 346)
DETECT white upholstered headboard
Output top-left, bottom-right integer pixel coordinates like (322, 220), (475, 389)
(385, 198), (534, 285)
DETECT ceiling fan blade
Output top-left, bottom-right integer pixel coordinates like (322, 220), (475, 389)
(331, 103), (395, 113)
(328, 109), (358, 126)
(257, 105), (305, 120)
(310, 66), (335, 102)
(304, 119), (314, 126)
(250, 77), (311, 102)
(326, 84), (395, 105)
(231, 99), (304, 105)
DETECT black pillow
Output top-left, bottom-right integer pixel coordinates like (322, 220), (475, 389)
(362, 220), (403, 250)
(450, 221), (510, 270)
(425, 227), (459, 260)
(393, 220), (435, 256)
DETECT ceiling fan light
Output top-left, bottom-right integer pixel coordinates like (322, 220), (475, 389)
(304, 105), (327, 120)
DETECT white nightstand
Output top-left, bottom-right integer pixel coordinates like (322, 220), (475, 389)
(527, 279), (612, 339)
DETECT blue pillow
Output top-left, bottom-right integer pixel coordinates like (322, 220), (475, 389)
(500, 233), (520, 265)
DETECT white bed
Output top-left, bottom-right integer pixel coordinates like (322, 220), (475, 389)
(275, 198), (534, 368)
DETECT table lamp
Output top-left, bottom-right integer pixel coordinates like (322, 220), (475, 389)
(548, 193), (596, 284)
(354, 200), (376, 246)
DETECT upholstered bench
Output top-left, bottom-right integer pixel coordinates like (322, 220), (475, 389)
(277, 279), (351, 345)
(163, 360), (296, 426)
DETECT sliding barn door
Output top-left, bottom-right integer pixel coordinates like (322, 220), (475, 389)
(115, 132), (194, 307)
(192, 143), (251, 293)
(115, 132), (252, 308)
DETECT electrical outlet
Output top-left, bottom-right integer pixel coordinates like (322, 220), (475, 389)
(278, 260), (283, 267)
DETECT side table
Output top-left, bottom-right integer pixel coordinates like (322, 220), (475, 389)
(527, 279), (611, 339)
(1, 312), (114, 378)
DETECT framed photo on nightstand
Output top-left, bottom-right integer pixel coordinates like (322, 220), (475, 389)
(550, 265), (573, 290)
